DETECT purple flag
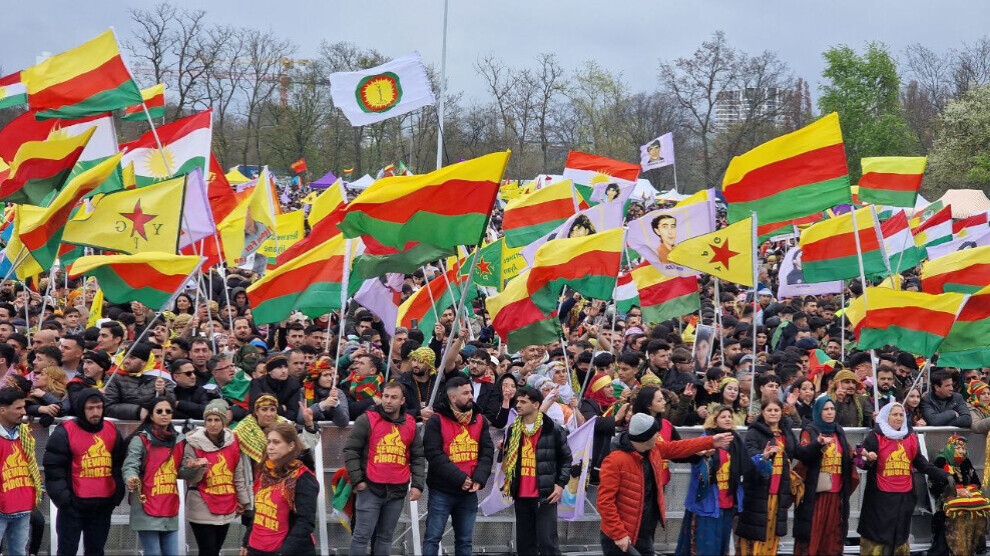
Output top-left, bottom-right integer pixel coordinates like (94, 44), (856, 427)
(179, 168), (216, 249)
(627, 201), (716, 276)
(353, 274), (404, 337)
(520, 201), (626, 265)
(558, 416), (596, 521)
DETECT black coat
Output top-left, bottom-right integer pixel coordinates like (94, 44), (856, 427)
(791, 423), (855, 542)
(501, 414), (572, 501)
(736, 419), (796, 541)
(579, 398), (616, 477)
(249, 375), (302, 422)
(473, 380), (501, 424)
(423, 401), (495, 495)
(43, 388), (126, 512)
(245, 470), (319, 556)
(173, 383), (211, 420)
(857, 428), (948, 547)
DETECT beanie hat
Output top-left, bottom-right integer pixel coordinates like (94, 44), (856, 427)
(628, 413), (660, 443)
(795, 337), (818, 350)
(82, 349), (112, 371)
(130, 343), (153, 362)
(265, 356), (288, 373)
(203, 399), (230, 425)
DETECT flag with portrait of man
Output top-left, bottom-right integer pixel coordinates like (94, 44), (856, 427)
(626, 200), (717, 275)
(640, 132), (674, 171)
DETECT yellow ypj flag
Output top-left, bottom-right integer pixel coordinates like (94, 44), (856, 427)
(668, 217), (755, 286)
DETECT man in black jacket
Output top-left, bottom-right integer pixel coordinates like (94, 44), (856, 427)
(43, 388), (125, 556)
(465, 351), (500, 423)
(422, 375), (495, 556)
(501, 386), (572, 555)
(921, 369), (973, 427)
(170, 358), (213, 420)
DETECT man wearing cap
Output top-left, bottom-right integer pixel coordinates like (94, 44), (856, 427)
(598, 413), (732, 555)
(67, 350), (112, 398)
(829, 368), (874, 428)
(103, 343), (176, 421)
(397, 346), (441, 422)
(893, 351), (918, 399)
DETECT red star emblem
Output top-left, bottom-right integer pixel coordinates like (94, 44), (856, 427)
(120, 200), (157, 241)
(476, 257), (492, 277)
(708, 238), (739, 269)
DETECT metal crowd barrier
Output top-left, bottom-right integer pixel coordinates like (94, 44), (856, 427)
(24, 421), (985, 554)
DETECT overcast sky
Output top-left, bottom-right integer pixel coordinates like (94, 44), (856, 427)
(6, 0), (990, 104)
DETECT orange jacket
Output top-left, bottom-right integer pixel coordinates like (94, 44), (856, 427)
(597, 434), (714, 542)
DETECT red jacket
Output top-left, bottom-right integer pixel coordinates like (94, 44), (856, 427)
(597, 433), (714, 542)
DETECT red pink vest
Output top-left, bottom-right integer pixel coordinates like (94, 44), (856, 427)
(876, 433), (918, 493)
(193, 439), (242, 515)
(365, 412), (416, 484)
(0, 435), (36, 513)
(65, 420), (117, 498)
(657, 419), (674, 487)
(439, 415), (483, 477)
(248, 467), (314, 552)
(139, 436), (183, 517)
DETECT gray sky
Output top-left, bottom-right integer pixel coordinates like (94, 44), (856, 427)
(5, 0), (990, 104)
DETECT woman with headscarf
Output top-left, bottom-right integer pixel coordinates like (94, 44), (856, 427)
(705, 377), (747, 426)
(792, 396), (856, 556)
(967, 380), (990, 433)
(182, 399), (252, 556)
(928, 434), (988, 556)
(675, 405), (750, 556)
(580, 369), (626, 485)
(736, 398), (796, 555)
(857, 402), (949, 555)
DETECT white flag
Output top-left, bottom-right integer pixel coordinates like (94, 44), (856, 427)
(330, 52), (436, 126)
(640, 132), (675, 171)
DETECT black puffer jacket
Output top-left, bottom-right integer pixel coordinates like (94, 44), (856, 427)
(736, 418), (796, 541)
(43, 388), (126, 511)
(423, 399), (495, 496)
(791, 423), (855, 542)
(501, 413), (572, 501)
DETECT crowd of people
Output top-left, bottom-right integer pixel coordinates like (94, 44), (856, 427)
(0, 199), (986, 556)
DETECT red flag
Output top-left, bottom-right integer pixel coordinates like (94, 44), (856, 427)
(290, 158), (308, 174)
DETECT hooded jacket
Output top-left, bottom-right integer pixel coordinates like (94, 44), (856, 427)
(181, 427), (252, 525)
(43, 388), (126, 511)
(103, 368), (176, 420)
(248, 374), (302, 423)
(423, 398), (495, 496)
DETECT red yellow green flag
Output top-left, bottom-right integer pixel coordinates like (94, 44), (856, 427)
(487, 270), (563, 352)
(21, 30), (142, 119)
(615, 262), (700, 324)
(121, 83), (166, 121)
(502, 179), (585, 248)
(0, 127), (95, 205)
(527, 228), (625, 313)
(845, 287), (968, 357)
(722, 113), (851, 240)
(938, 285), (990, 368)
(67, 252), (201, 308)
(799, 206), (885, 283)
(858, 157), (926, 208)
(921, 244), (990, 295)
(397, 264), (478, 344)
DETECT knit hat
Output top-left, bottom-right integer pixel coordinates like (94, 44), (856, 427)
(203, 399), (230, 425)
(82, 349), (112, 371)
(409, 346), (436, 374)
(833, 369), (858, 384)
(265, 356), (288, 373)
(130, 343), (153, 362)
(628, 413), (660, 443)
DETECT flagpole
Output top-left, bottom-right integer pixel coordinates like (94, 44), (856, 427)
(671, 140), (680, 194)
(840, 280), (846, 356)
(331, 239), (353, 391)
(749, 212), (759, 415)
(103, 258), (206, 388)
(1, 247), (28, 286)
(850, 207), (880, 412)
(428, 247), (481, 408)
(420, 266), (442, 323)
(713, 277), (725, 368)
(435, 0), (449, 171)
(869, 205), (896, 282)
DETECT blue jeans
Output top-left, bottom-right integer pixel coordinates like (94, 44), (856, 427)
(0, 512), (30, 556)
(423, 490), (478, 556)
(137, 530), (179, 556)
(349, 489), (406, 556)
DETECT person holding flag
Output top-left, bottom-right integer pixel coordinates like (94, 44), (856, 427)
(422, 375), (495, 556)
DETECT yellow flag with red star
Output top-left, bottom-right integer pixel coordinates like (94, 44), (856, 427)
(667, 217), (754, 286)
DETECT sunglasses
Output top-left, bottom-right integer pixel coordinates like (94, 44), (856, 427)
(154, 408), (173, 415)
(174, 371), (196, 377)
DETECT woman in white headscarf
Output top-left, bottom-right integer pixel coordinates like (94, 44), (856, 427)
(857, 402), (948, 555)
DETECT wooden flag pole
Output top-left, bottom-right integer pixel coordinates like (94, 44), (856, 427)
(850, 207), (880, 412)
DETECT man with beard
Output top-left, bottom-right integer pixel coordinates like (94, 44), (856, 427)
(398, 347), (442, 422)
(465, 351), (500, 423)
(43, 388), (125, 556)
(875, 366), (898, 410)
(422, 376), (495, 556)
(164, 337), (190, 365)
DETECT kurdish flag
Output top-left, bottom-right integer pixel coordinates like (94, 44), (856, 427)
(488, 270), (563, 352)
(7, 152), (123, 279)
(880, 210), (924, 275)
(0, 127), (95, 205)
(246, 234), (357, 324)
(397, 264), (478, 344)
(0, 71), (26, 110)
(722, 113), (852, 240)
(952, 212), (989, 240)
(502, 179), (584, 248)
(339, 151), (509, 249)
(67, 253), (201, 308)
(562, 151), (640, 204)
(122, 84), (166, 121)
(527, 228), (625, 313)
(845, 287), (968, 357)
(21, 30), (142, 119)
(799, 206), (885, 283)
(120, 110), (212, 187)
(307, 178), (345, 228)
(921, 245), (990, 294)
(912, 204), (953, 249)
(938, 285), (990, 368)
(615, 262), (700, 324)
(858, 157), (926, 207)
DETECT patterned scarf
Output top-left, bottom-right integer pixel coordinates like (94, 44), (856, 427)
(969, 381), (990, 418)
(18, 423), (41, 507)
(343, 371), (383, 401)
(233, 395), (281, 463)
(257, 458), (305, 512)
(304, 361), (334, 402)
(501, 411), (543, 496)
(939, 434), (967, 478)
(452, 406), (474, 425)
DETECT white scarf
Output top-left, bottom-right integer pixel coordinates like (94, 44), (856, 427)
(877, 402), (909, 440)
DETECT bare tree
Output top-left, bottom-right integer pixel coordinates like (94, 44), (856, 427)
(125, 4), (178, 87)
(530, 53), (568, 173)
(239, 29), (295, 165)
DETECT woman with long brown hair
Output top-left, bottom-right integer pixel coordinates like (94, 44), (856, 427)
(241, 422), (318, 556)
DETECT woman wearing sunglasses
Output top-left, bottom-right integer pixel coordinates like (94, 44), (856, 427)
(122, 397), (196, 556)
